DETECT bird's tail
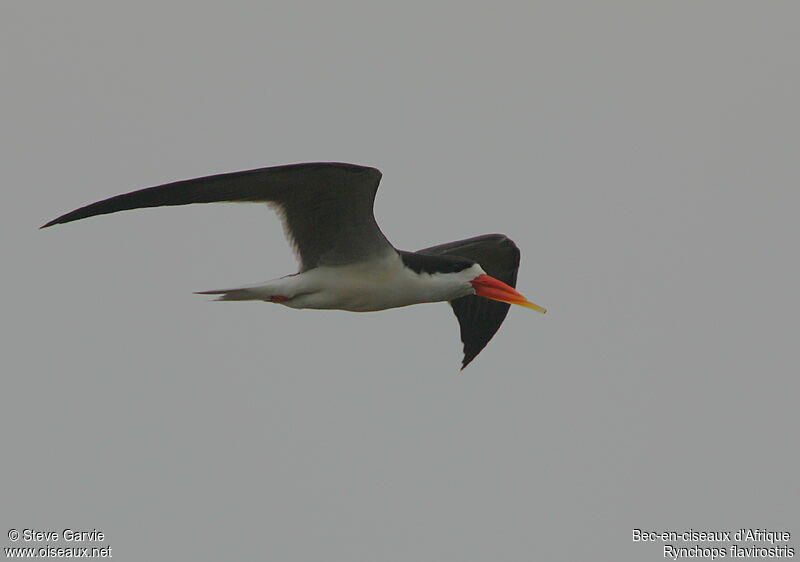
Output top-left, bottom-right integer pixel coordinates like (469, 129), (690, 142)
(194, 283), (278, 302)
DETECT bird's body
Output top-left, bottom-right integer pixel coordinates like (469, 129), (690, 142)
(203, 252), (483, 312)
(42, 162), (544, 368)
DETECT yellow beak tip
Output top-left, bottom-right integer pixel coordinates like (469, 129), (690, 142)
(520, 301), (546, 314)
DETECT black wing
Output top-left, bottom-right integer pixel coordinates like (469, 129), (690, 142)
(417, 234), (521, 369)
(42, 162), (393, 271)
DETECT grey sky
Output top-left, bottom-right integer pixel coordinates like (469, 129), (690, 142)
(2, 2), (798, 560)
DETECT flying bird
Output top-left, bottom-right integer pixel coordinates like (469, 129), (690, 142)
(42, 163), (545, 368)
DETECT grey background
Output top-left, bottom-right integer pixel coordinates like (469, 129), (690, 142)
(3, 2), (798, 560)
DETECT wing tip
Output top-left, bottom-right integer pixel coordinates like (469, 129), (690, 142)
(40, 211), (83, 229)
(459, 347), (481, 370)
(41, 216), (64, 229)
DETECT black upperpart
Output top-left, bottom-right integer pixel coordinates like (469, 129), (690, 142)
(398, 251), (475, 275)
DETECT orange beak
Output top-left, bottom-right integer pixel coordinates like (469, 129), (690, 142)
(471, 274), (546, 313)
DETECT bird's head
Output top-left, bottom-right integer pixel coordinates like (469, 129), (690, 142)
(399, 251), (545, 312)
(470, 272), (546, 313)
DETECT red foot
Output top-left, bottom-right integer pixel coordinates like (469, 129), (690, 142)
(269, 295), (289, 303)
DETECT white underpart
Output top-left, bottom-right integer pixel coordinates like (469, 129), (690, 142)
(204, 253), (485, 312)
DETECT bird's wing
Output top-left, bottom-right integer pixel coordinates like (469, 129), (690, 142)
(42, 162), (393, 271)
(417, 234), (521, 369)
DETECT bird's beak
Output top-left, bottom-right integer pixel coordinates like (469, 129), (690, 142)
(471, 274), (546, 313)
